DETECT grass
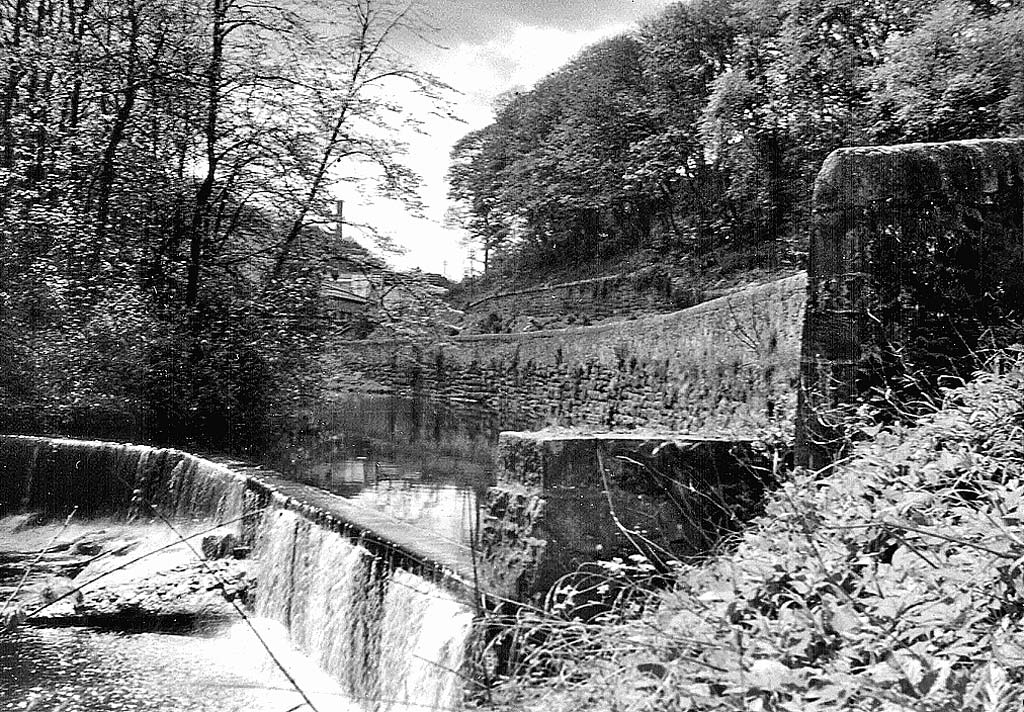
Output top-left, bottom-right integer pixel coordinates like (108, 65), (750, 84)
(480, 356), (1024, 711)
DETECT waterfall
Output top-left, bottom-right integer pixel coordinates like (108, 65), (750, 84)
(255, 508), (474, 711)
(1, 436), (480, 710)
(378, 569), (473, 708)
(147, 454), (246, 523)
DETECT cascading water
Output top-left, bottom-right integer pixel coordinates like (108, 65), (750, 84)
(377, 569), (473, 708)
(255, 508), (474, 711)
(0, 437), (246, 524)
(2, 436), (481, 711)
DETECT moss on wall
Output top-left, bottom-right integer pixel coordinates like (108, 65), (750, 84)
(797, 138), (1024, 468)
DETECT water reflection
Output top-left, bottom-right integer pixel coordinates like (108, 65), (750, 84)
(259, 394), (505, 551)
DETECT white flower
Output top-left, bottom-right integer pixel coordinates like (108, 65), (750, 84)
(747, 659), (791, 692)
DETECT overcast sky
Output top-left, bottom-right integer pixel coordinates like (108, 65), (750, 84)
(344, 0), (674, 279)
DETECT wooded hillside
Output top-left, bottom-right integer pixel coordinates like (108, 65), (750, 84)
(448, 0), (1024, 276)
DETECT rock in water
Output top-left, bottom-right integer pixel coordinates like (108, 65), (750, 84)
(201, 533), (238, 560)
(1, 604), (26, 632)
(40, 575), (83, 608)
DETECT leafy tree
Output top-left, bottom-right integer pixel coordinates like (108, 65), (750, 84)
(447, 126), (515, 273)
(0, 0), (449, 445)
(867, 0), (1023, 142)
(448, 35), (656, 267)
(629, 0), (735, 246)
(449, 0), (1024, 280)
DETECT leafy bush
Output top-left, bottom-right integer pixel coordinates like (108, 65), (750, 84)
(0, 277), (327, 450)
(488, 356), (1024, 711)
(545, 556), (672, 624)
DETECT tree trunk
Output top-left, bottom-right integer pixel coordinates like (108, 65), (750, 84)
(94, 2), (140, 245)
(185, 0), (227, 309)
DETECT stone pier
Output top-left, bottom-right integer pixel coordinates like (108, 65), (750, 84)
(797, 138), (1024, 468)
(477, 431), (775, 603)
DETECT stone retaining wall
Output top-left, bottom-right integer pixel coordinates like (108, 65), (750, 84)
(332, 273), (807, 438)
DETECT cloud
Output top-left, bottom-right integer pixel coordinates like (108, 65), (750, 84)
(344, 2), (676, 278)
(418, 0), (670, 45)
(435, 22), (637, 123)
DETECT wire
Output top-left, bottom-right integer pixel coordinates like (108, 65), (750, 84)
(25, 508), (268, 618)
(133, 497), (324, 712)
(2, 506), (78, 614)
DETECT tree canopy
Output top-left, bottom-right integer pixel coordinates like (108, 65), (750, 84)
(0, 0), (449, 446)
(449, 0), (1024, 276)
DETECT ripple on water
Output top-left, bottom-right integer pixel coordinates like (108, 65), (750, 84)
(1, 622), (353, 712)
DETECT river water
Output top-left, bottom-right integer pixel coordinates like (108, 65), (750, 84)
(1, 620), (354, 712)
(258, 394), (505, 552)
(1, 394), (495, 711)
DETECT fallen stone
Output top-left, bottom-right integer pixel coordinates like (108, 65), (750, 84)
(38, 575), (82, 606)
(201, 533), (238, 559)
(1, 603), (26, 633)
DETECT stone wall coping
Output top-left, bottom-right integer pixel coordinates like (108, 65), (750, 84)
(454, 273), (805, 344)
(244, 473), (480, 590)
(498, 430), (752, 444)
(1, 434), (142, 448)
(814, 137), (1024, 207)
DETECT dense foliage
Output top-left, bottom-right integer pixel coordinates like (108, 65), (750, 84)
(491, 354), (1024, 711)
(449, 0), (1024, 275)
(0, 0), (446, 446)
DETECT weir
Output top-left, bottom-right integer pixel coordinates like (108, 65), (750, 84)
(8, 136), (1024, 708)
(0, 435), (476, 711)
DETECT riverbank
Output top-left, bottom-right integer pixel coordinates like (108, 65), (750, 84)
(485, 357), (1024, 710)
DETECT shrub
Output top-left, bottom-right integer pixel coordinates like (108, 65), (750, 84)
(488, 355), (1024, 711)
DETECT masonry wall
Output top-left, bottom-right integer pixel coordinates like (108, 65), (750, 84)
(331, 273), (807, 437)
(797, 138), (1024, 468)
(482, 433), (772, 603)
